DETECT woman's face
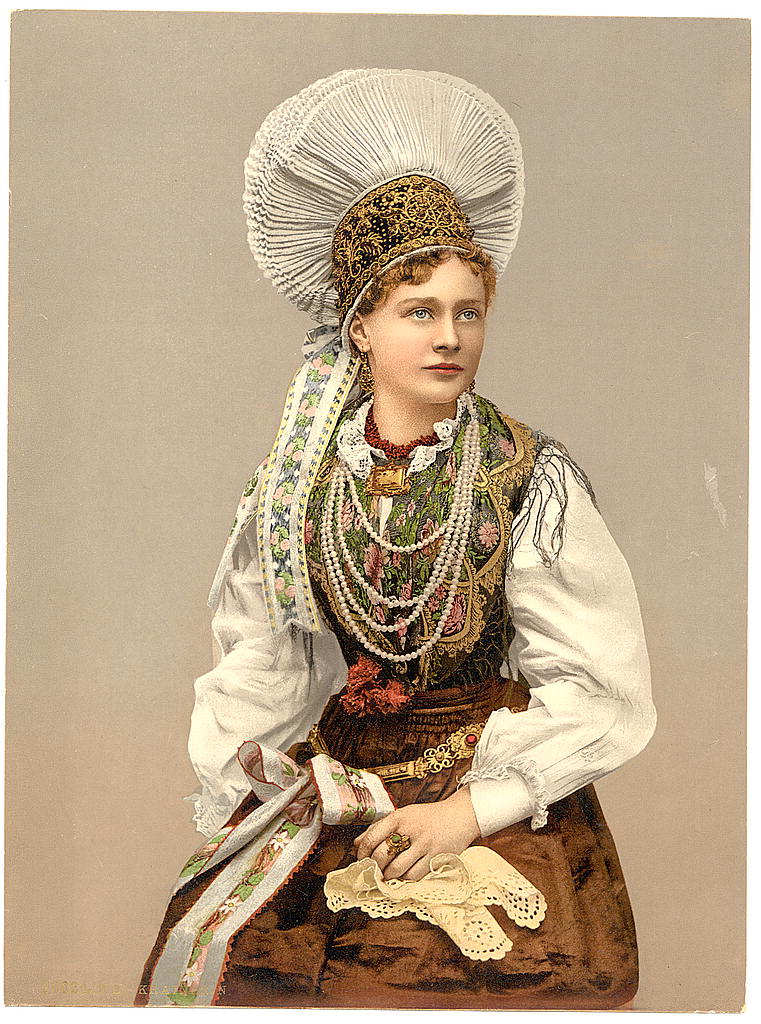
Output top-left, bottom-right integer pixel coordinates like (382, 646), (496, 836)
(348, 255), (488, 411)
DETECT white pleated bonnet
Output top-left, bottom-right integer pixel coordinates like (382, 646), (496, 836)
(243, 68), (525, 345)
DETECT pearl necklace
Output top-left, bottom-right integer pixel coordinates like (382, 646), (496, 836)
(319, 392), (482, 664)
(335, 417), (479, 608)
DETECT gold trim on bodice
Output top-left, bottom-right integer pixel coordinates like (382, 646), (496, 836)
(417, 414), (536, 677)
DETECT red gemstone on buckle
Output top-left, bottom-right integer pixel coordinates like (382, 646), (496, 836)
(465, 733), (478, 745)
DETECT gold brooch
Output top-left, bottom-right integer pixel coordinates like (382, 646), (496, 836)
(366, 463), (410, 496)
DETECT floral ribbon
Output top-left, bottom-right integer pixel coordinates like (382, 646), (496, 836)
(145, 743), (395, 1006)
(207, 324), (359, 635)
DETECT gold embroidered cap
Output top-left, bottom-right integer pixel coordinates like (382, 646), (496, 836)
(243, 68), (524, 345)
(332, 174), (477, 324)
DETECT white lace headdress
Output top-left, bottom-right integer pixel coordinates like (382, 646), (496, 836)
(211, 68), (525, 635)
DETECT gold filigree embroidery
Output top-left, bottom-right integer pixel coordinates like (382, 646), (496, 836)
(417, 415), (536, 676)
(331, 175), (476, 322)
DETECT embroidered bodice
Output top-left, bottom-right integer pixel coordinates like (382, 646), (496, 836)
(305, 394), (537, 693)
(190, 390), (654, 840)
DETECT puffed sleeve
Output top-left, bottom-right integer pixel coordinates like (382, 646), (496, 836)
(463, 444), (656, 837)
(187, 515), (348, 837)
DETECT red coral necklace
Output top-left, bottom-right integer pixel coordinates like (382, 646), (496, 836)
(364, 407), (440, 460)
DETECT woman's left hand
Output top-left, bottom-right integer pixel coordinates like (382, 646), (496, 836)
(353, 786), (481, 881)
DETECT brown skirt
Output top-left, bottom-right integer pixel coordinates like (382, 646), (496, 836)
(136, 677), (638, 1010)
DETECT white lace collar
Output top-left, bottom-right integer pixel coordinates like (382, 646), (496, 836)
(336, 394), (468, 479)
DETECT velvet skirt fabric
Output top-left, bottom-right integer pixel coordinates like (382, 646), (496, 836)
(137, 677), (639, 1010)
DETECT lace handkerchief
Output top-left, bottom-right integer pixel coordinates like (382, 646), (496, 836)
(324, 846), (546, 961)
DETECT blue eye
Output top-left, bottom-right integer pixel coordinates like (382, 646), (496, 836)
(410, 309), (431, 320)
(458, 309), (479, 321)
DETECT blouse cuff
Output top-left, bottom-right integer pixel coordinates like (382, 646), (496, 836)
(460, 757), (551, 834)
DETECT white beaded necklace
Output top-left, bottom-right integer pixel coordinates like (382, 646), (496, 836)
(319, 392), (482, 665)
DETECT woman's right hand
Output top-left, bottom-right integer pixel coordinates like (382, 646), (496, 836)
(353, 787), (480, 882)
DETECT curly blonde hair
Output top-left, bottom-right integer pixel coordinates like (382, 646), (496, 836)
(354, 247), (497, 319)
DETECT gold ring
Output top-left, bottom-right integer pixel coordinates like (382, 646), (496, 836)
(385, 831), (411, 856)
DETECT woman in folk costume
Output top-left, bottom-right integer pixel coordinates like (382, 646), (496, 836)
(137, 68), (656, 1010)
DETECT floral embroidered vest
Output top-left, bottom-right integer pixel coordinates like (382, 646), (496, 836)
(305, 394), (537, 694)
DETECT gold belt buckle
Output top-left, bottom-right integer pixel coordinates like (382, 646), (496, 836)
(307, 721), (486, 782)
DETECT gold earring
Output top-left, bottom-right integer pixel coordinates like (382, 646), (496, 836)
(359, 352), (375, 394)
(468, 377), (477, 394)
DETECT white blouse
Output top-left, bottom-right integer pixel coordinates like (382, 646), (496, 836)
(187, 442), (656, 840)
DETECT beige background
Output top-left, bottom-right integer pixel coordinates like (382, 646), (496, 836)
(7, 12), (748, 1011)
